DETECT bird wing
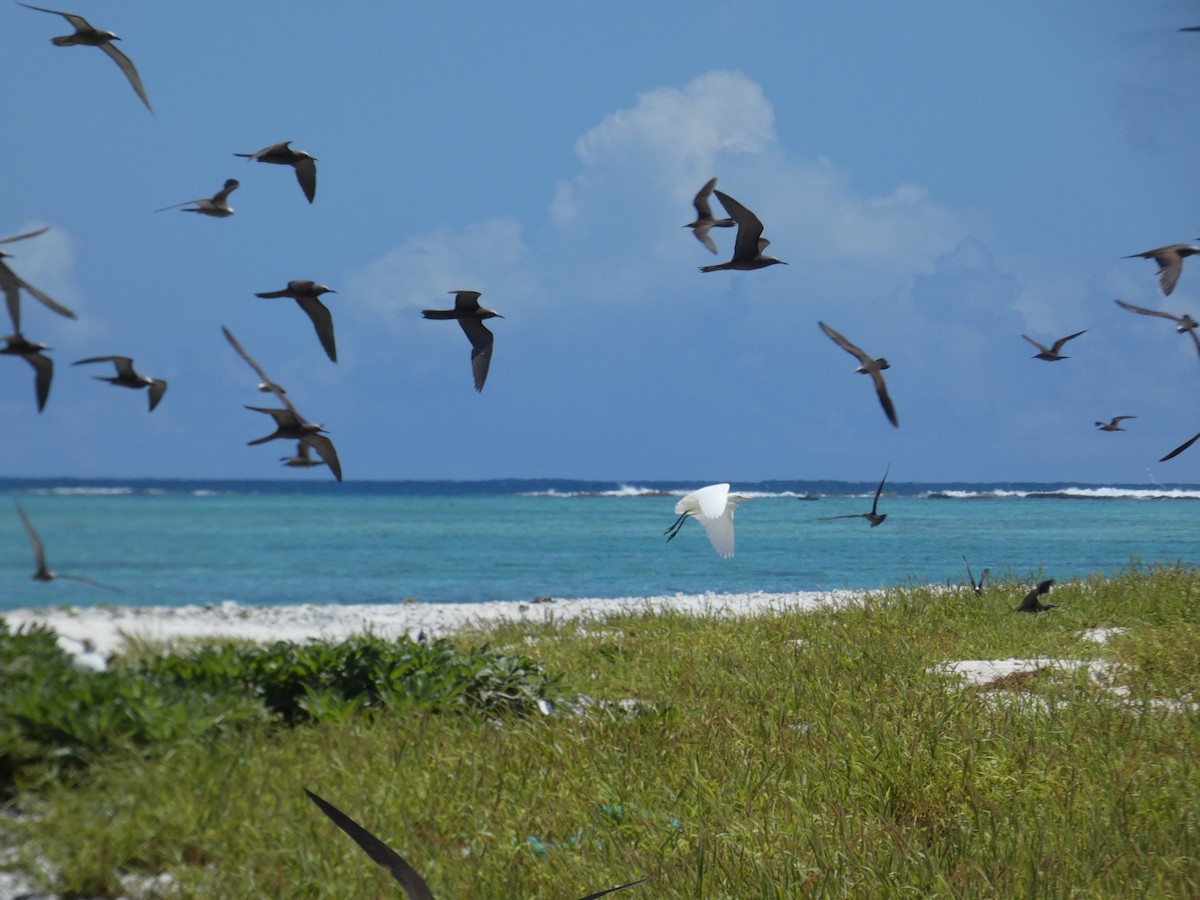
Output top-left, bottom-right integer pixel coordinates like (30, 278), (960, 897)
(713, 190), (765, 262)
(818, 514), (867, 522)
(1188, 329), (1200, 360)
(818, 321), (871, 366)
(15, 503), (48, 574)
(1112, 415), (1135, 424)
(295, 295), (337, 363)
(697, 510), (736, 558)
(147, 379), (167, 411)
(0, 226), (51, 246)
(457, 316), (494, 392)
(1050, 330), (1086, 353)
(452, 290), (483, 311)
(1021, 334), (1050, 354)
(0, 263), (22, 332)
(304, 790), (431, 899)
(690, 483), (732, 520)
(575, 878), (651, 900)
(302, 433), (343, 482)
(692, 177), (718, 218)
(869, 371), (899, 428)
(963, 555), (978, 592)
(245, 406), (302, 430)
(213, 179), (239, 203)
(1114, 298), (1181, 322)
(692, 223), (719, 254)
(222, 326), (296, 413)
(255, 288), (292, 299)
(98, 41), (151, 112)
(23, 351), (53, 412)
(1156, 255), (1183, 296)
(1016, 587), (1040, 612)
(60, 573), (122, 592)
(1160, 430), (1200, 462)
(293, 157), (317, 203)
(17, 2), (90, 31)
(154, 198), (207, 213)
(870, 465), (890, 515)
(15, 271), (77, 320)
(74, 355), (135, 377)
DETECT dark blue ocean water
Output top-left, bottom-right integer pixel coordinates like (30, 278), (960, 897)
(0, 478), (1196, 610)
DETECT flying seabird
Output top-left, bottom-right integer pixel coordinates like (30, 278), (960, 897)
(818, 321), (899, 427)
(254, 281), (338, 363)
(1160, 430), (1200, 462)
(1023, 330), (1086, 361)
(155, 179), (239, 217)
(1, 332), (53, 411)
(962, 556), (988, 595)
(664, 483), (750, 558)
(421, 291), (503, 392)
(72, 355), (167, 410)
(1095, 415), (1135, 432)
(1016, 579), (1056, 613)
(699, 190), (787, 272)
(304, 789), (647, 900)
(280, 441), (325, 469)
(684, 177), (735, 254)
(15, 503), (119, 591)
(818, 465), (890, 527)
(1123, 242), (1200, 297)
(222, 326), (342, 481)
(18, 3), (152, 111)
(0, 226), (77, 333)
(1113, 299), (1200, 359)
(234, 141), (317, 203)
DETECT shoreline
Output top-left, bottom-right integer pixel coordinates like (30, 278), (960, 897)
(1, 590), (863, 658)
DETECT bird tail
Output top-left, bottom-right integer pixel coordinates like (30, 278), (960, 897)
(698, 264), (725, 273)
(50, 36), (77, 46)
(421, 310), (458, 319)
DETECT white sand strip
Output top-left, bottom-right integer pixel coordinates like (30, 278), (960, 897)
(2, 590), (862, 658)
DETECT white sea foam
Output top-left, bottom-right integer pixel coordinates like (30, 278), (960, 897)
(29, 486), (135, 496)
(926, 487), (1200, 501)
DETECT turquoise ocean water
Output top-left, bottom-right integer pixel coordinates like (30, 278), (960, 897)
(0, 478), (1197, 611)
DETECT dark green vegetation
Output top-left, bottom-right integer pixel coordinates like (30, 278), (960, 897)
(1, 565), (1198, 898)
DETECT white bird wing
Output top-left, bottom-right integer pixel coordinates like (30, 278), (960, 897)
(691, 482), (731, 520)
(697, 508), (736, 558)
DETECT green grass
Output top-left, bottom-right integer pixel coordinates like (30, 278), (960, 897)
(2, 564), (1199, 897)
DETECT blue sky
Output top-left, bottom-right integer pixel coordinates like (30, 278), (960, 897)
(4, 1), (1200, 484)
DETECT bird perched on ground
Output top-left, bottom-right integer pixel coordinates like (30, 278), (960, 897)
(155, 179), (239, 217)
(683, 177), (735, 254)
(1123, 242), (1200, 297)
(1113, 299), (1200, 359)
(699, 190), (787, 272)
(15, 503), (119, 591)
(1016, 579), (1056, 613)
(73, 355), (167, 410)
(818, 321), (899, 427)
(222, 326), (342, 481)
(1, 332), (53, 411)
(1095, 416), (1135, 432)
(664, 483), (750, 558)
(18, 3), (151, 111)
(422, 291), (503, 391)
(1023, 330), (1086, 361)
(280, 441), (324, 469)
(0, 226), (77, 332)
(962, 556), (988, 595)
(254, 281), (338, 363)
(1160, 430), (1200, 462)
(818, 465), (890, 527)
(304, 789), (647, 900)
(235, 141), (317, 203)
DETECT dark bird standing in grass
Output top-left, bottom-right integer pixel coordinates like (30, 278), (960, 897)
(699, 190), (787, 272)
(304, 789), (647, 900)
(222, 326), (342, 481)
(73, 355), (167, 410)
(15, 503), (119, 591)
(18, 3), (152, 111)
(235, 141), (317, 203)
(1123, 242), (1200, 297)
(818, 465), (890, 527)
(1023, 330), (1086, 361)
(155, 179), (239, 217)
(422, 291), (503, 392)
(1016, 579), (1056, 613)
(1, 332), (53, 411)
(1113, 298), (1200, 359)
(818, 321), (899, 427)
(254, 281), (338, 363)
(963, 556), (988, 595)
(684, 177), (735, 254)
(0, 226), (77, 333)
(1095, 416), (1135, 432)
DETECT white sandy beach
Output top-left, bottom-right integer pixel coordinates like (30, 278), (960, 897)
(2, 590), (863, 658)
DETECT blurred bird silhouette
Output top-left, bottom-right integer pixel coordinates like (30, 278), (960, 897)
(155, 179), (239, 217)
(1023, 330), (1085, 361)
(818, 322), (899, 427)
(235, 141), (316, 203)
(73, 355), (167, 411)
(1, 332), (53, 411)
(684, 177), (735, 254)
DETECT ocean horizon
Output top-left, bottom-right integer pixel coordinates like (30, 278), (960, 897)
(1, 477), (1197, 612)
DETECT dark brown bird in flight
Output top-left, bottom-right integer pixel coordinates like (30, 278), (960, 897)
(684, 177), (735, 254)
(235, 141), (317, 203)
(1, 332), (53, 411)
(699, 190), (787, 272)
(1123, 242), (1200, 297)
(73, 355), (167, 410)
(1023, 330), (1085, 361)
(818, 465), (890, 527)
(818, 321), (899, 427)
(155, 179), (239, 217)
(254, 281), (338, 363)
(1113, 298), (1200, 359)
(422, 291), (503, 391)
(18, 3), (152, 111)
(1094, 416), (1135, 432)
(15, 503), (119, 591)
